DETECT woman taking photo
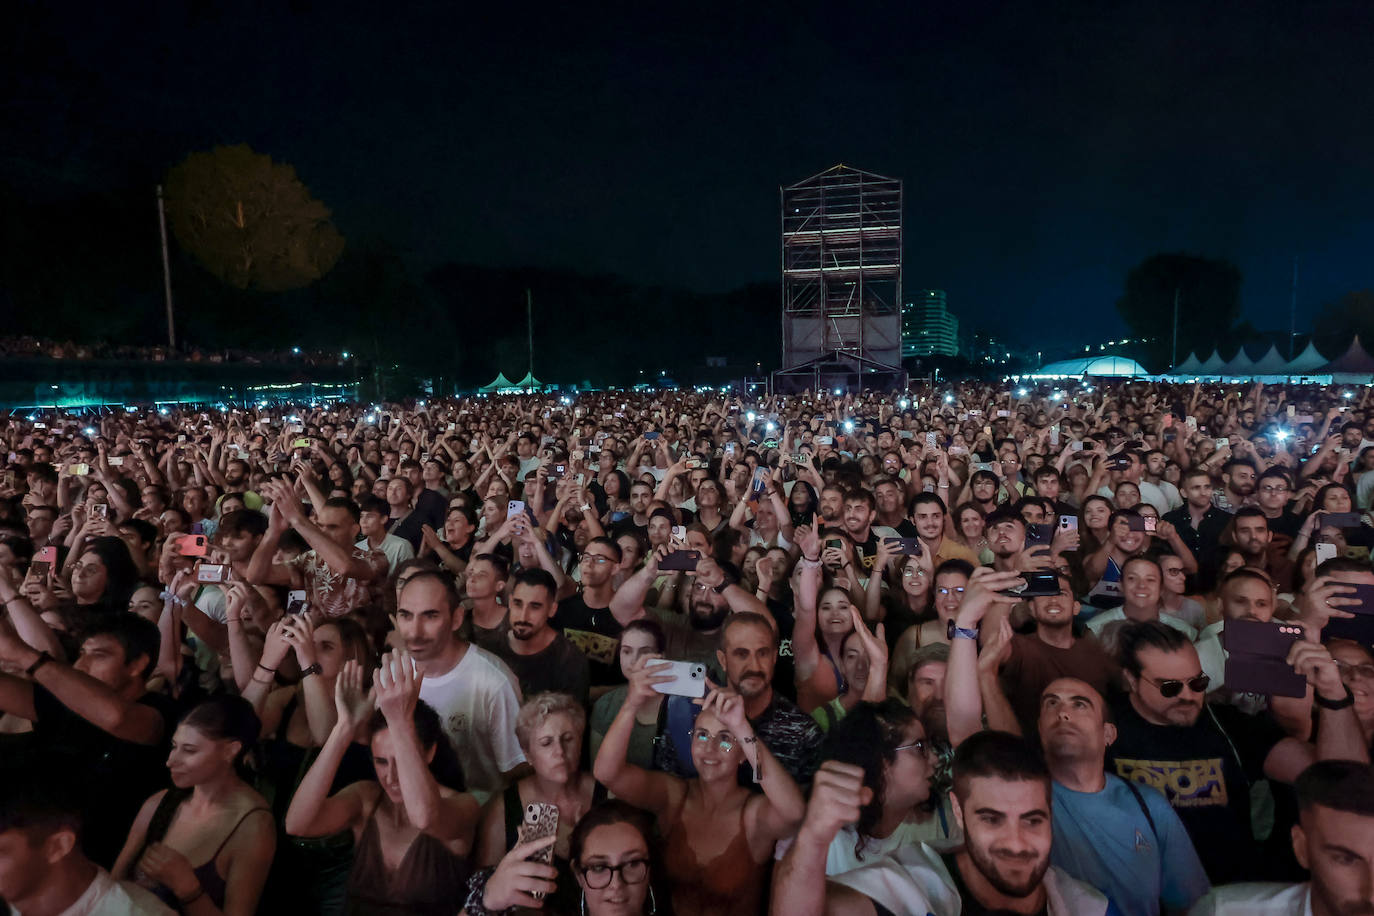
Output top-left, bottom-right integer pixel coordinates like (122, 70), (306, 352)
(594, 660), (804, 916)
(113, 695), (276, 914)
(476, 691), (598, 914)
(471, 800), (661, 916)
(285, 654), (480, 915)
(590, 619), (668, 768)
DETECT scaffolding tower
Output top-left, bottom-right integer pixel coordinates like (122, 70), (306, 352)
(775, 164), (905, 392)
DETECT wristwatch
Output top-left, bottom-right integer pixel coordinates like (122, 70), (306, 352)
(712, 581), (732, 595)
(947, 621), (980, 641)
(1314, 686), (1355, 711)
(300, 663), (323, 678)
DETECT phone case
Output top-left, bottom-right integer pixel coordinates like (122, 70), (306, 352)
(518, 803), (560, 866)
(1222, 619), (1305, 657)
(659, 550), (701, 572)
(883, 537), (922, 555)
(648, 660), (708, 698)
(1224, 655), (1308, 698)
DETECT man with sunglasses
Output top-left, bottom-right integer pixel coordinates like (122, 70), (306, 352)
(1107, 621), (1368, 885)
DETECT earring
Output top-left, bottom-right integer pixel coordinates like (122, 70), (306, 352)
(649, 885), (658, 915)
(580, 892), (587, 916)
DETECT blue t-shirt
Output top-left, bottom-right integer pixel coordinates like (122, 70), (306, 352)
(1050, 775), (1211, 916)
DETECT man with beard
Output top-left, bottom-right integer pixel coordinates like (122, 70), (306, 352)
(1188, 760), (1374, 915)
(1213, 457), (1258, 513)
(1107, 621), (1368, 885)
(818, 484), (847, 529)
(906, 642), (950, 745)
(1229, 507), (1295, 592)
(490, 568), (589, 706)
(772, 731), (1112, 915)
(1038, 678), (1210, 916)
(841, 489), (900, 576)
(954, 568), (1118, 734)
(395, 571), (526, 802)
(910, 492), (980, 565)
(1163, 468), (1231, 588)
(609, 545), (774, 668)
(873, 478), (911, 534)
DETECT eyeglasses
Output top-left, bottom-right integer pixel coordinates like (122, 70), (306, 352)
(581, 555), (614, 565)
(937, 586), (965, 596)
(902, 568), (927, 578)
(1141, 673), (1210, 698)
(1335, 659), (1374, 681)
(579, 858), (649, 889)
(1259, 485), (1290, 495)
(689, 728), (736, 752)
(894, 738), (930, 755)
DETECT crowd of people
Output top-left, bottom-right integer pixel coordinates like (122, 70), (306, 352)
(0, 379), (1372, 915)
(0, 335), (348, 366)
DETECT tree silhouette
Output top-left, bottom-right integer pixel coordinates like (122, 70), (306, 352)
(164, 144), (344, 292)
(1116, 253), (1242, 369)
(1314, 290), (1374, 350)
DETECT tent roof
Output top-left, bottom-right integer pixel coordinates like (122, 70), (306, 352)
(512, 371), (543, 388)
(1327, 335), (1374, 373)
(1033, 355), (1149, 377)
(1171, 352), (1203, 374)
(1287, 340), (1329, 373)
(1219, 346), (1257, 374)
(1196, 350), (1227, 373)
(478, 372), (515, 392)
(1250, 344), (1292, 374)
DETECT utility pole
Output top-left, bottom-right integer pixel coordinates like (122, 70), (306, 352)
(1290, 256), (1299, 359)
(1170, 288), (1179, 368)
(526, 289), (534, 380)
(156, 186), (176, 350)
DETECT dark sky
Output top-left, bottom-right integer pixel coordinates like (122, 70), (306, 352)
(8, 0), (1374, 351)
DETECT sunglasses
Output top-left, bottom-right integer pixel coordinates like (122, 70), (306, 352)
(1142, 673), (1210, 698)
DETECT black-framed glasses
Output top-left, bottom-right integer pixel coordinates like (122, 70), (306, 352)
(1142, 673), (1209, 698)
(579, 858), (649, 888)
(937, 586), (965, 596)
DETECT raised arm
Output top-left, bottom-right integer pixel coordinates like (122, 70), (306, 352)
(944, 568), (1024, 747)
(284, 660), (371, 837)
(592, 658), (684, 820)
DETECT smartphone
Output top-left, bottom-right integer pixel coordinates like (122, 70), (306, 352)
(1025, 523), (1054, 545)
(659, 549), (702, 572)
(107, 456), (124, 467)
(519, 803), (560, 881)
(1186, 416), (1198, 431)
(91, 502), (108, 519)
(825, 537), (843, 552)
(36, 546), (57, 568)
(643, 431), (660, 440)
(1058, 515), (1078, 531)
(647, 660), (708, 698)
(686, 457), (704, 469)
(69, 463), (90, 476)
(1143, 517), (1158, 533)
(1222, 619), (1307, 698)
(926, 432), (938, 448)
(548, 464), (566, 480)
(999, 571), (1062, 598)
(816, 436), (833, 446)
(507, 500), (526, 519)
(33, 422), (46, 430)
(31, 560), (52, 584)
(1215, 437), (1230, 449)
(286, 590), (308, 615)
(1049, 427), (1059, 447)
(1107, 455), (1132, 471)
(724, 443), (736, 456)
(1071, 441), (1084, 452)
(177, 434), (186, 444)
(1287, 405), (1296, 417)
(1319, 512), (1362, 530)
(883, 537), (922, 556)
(671, 525), (687, 542)
(1315, 542), (1339, 565)
(1343, 583), (1374, 615)
(196, 564), (226, 584)
(176, 534), (208, 557)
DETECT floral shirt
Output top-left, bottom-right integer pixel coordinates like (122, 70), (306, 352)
(286, 545), (388, 618)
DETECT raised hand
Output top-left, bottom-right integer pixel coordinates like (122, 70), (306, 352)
(333, 659), (374, 734)
(374, 650), (422, 725)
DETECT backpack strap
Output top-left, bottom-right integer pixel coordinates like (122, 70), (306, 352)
(1120, 776), (1158, 841)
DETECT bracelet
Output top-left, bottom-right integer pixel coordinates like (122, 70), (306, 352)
(257, 663), (277, 673)
(176, 885), (205, 907)
(26, 651), (53, 677)
(1315, 686), (1355, 711)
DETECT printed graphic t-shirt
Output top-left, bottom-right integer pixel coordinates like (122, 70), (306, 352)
(1105, 697), (1285, 885)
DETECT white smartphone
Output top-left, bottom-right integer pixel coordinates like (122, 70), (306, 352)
(671, 525), (687, 542)
(507, 500), (526, 519)
(1058, 515), (1078, 531)
(1315, 542), (1339, 565)
(648, 660), (707, 698)
(286, 590), (308, 614)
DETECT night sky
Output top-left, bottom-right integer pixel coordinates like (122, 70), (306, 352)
(8, 0), (1374, 350)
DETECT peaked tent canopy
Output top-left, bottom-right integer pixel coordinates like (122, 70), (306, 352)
(1287, 341), (1329, 374)
(478, 372), (516, 393)
(1219, 346), (1257, 376)
(1030, 355), (1149, 378)
(1250, 345), (1292, 375)
(1170, 352), (1203, 374)
(1196, 350), (1227, 375)
(512, 371), (544, 390)
(1326, 336), (1374, 374)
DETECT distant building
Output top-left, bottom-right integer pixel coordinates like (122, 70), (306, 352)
(902, 290), (959, 357)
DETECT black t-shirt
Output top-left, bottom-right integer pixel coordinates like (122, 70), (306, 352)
(940, 852), (1047, 916)
(893, 518), (920, 538)
(1105, 697), (1285, 885)
(552, 592), (624, 688)
(491, 628), (591, 707)
(31, 686), (174, 868)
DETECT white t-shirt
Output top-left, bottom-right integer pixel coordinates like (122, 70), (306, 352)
(194, 586), (228, 623)
(419, 645), (526, 803)
(356, 533), (415, 575)
(12, 867), (176, 915)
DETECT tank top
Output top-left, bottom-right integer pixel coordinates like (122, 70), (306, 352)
(139, 787), (269, 912)
(662, 797), (766, 916)
(344, 796), (470, 915)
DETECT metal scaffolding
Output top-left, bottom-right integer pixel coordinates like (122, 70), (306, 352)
(776, 164), (904, 391)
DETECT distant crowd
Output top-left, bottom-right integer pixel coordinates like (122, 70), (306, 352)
(0, 335), (348, 366)
(0, 380), (1371, 915)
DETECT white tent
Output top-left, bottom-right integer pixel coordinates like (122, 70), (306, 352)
(1028, 355), (1150, 379)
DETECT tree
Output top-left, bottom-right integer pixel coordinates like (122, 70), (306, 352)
(163, 144), (344, 292)
(1115, 253), (1242, 369)
(1313, 290), (1374, 350)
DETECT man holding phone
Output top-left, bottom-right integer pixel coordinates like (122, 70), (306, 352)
(1108, 621), (1368, 885)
